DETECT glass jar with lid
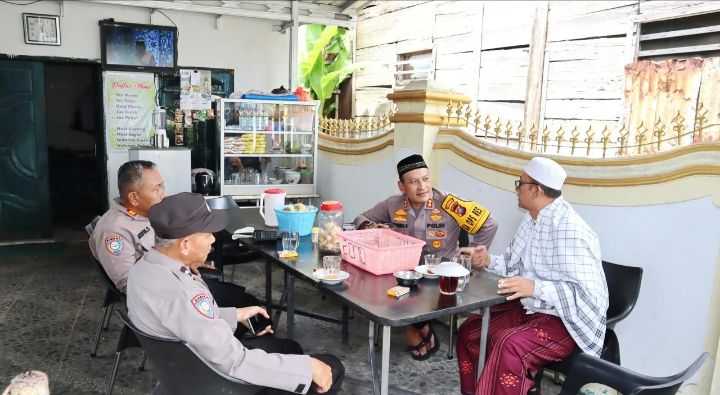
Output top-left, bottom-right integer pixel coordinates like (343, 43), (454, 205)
(318, 201), (343, 253)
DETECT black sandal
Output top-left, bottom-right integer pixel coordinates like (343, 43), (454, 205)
(407, 338), (429, 361)
(407, 325), (440, 361)
(422, 325), (440, 358)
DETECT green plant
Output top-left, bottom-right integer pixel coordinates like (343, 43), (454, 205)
(299, 25), (360, 117)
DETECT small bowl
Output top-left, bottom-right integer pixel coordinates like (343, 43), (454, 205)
(394, 270), (423, 287)
(284, 171), (301, 184)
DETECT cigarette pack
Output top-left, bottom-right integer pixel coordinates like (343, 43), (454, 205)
(278, 250), (298, 259)
(387, 285), (410, 298)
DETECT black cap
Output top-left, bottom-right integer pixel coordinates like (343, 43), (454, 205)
(149, 192), (228, 239)
(397, 154), (427, 179)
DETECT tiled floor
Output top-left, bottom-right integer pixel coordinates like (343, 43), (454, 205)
(0, 241), (560, 394)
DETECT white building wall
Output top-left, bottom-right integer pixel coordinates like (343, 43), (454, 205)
(0, 1), (290, 203)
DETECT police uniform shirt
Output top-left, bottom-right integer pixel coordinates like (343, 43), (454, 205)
(354, 188), (499, 259)
(127, 249), (313, 394)
(89, 198), (154, 292)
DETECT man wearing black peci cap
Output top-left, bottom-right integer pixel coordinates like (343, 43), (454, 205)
(353, 153), (499, 361)
(127, 192), (344, 394)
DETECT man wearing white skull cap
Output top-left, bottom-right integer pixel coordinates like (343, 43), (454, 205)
(456, 157), (608, 395)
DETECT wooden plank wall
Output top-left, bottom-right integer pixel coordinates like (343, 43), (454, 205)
(354, 0), (720, 130)
(542, 1), (637, 130)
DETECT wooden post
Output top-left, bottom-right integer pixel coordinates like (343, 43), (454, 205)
(524, 1), (549, 134)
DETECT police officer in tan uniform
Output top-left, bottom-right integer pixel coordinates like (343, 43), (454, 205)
(127, 192), (344, 394)
(353, 154), (499, 361)
(89, 161), (260, 329)
(89, 160), (164, 292)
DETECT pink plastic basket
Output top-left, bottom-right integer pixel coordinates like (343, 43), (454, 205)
(337, 229), (426, 275)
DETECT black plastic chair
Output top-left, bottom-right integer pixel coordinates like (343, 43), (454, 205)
(116, 310), (262, 395)
(206, 196), (260, 281)
(86, 217), (145, 395)
(85, 216), (123, 358)
(559, 352), (708, 395)
(535, 260), (644, 392)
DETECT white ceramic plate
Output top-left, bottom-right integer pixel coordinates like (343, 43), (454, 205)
(414, 265), (439, 280)
(313, 269), (350, 285)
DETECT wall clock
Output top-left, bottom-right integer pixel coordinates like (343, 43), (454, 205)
(23, 13), (61, 46)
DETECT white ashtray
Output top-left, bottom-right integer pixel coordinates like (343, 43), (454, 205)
(313, 269), (350, 285)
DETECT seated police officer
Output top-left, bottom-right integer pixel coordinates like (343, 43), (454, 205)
(89, 160), (260, 336)
(126, 192), (344, 394)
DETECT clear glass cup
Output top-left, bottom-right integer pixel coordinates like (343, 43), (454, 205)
(424, 254), (440, 274)
(322, 255), (341, 280)
(281, 230), (299, 252)
(456, 254), (472, 292)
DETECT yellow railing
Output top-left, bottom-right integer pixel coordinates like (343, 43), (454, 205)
(319, 111), (395, 139)
(444, 102), (720, 158)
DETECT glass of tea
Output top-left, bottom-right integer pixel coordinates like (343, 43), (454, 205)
(436, 263), (470, 296)
(439, 275), (460, 295)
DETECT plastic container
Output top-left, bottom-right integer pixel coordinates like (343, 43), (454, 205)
(318, 201), (343, 253)
(337, 229), (426, 275)
(274, 205), (318, 236)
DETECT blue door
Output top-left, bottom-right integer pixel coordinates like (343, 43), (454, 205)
(0, 60), (51, 238)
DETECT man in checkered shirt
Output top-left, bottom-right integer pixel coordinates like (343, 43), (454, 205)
(456, 157), (608, 395)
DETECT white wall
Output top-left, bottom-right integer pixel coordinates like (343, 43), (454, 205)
(316, 152), (398, 220)
(1, 1), (291, 202)
(0, 2), (290, 92)
(440, 163), (720, 378)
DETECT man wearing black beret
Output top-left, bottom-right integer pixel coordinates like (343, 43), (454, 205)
(353, 153), (499, 361)
(127, 192), (344, 394)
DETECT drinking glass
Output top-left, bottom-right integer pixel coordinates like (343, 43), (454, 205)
(439, 275), (459, 295)
(456, 254), (472, 292)
(322, 255), (341, 280)
(424, 254), (440, 274)
(281, 230), (299, 252)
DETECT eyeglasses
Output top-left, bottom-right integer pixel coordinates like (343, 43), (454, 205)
(515, 180), (538, 189)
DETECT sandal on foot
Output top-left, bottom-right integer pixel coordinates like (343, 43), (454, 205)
(422, 325), (440, 358)
(407, 339), (431, 361)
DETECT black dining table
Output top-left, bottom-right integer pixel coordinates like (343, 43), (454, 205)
(224, 207), (506, 395)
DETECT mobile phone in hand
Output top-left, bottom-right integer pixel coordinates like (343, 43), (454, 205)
(247, 314), (273, 335)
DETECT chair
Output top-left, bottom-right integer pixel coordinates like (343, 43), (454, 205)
(206, 196), (260, 281)
(535, 260), (644, 392)
(559, 352), (708, 395)
(85, 216), (123, 358)
(116, 311), (262, 395)
(86, 216), (146, 394)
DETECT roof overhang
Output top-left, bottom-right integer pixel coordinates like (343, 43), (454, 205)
(82, 0), (368, 28)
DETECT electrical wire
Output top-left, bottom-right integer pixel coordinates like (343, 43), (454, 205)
(154, 9), (177, 28)
(1, 0), (44, 4)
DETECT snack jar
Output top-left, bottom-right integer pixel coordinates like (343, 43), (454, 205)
(318, 201), (343, 253)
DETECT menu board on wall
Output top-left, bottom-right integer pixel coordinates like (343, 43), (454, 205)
(103, 71), (157, 152)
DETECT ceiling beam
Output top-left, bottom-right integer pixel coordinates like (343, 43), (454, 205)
(82, 0), (356, 27)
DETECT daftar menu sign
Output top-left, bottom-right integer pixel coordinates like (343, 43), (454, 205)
(103, 71), (157, 152)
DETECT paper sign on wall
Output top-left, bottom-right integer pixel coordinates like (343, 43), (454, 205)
(180, 69), (211, 110)
(103, 71), (157, 152)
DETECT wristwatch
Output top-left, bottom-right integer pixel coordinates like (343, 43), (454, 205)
(359, 220), (375, 230)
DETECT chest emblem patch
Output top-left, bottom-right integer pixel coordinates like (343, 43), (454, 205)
(104, 235), (124, 256)
(394, 209), (407, 217)
(393, 216), (407, 223)
(429, 213), (442, 222)
(191, 293), (215, 319)
(432, 240), (442, 249)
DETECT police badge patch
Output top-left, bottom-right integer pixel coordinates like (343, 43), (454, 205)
(191, 294), (215, 319)
(104, 235), (124, 256)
